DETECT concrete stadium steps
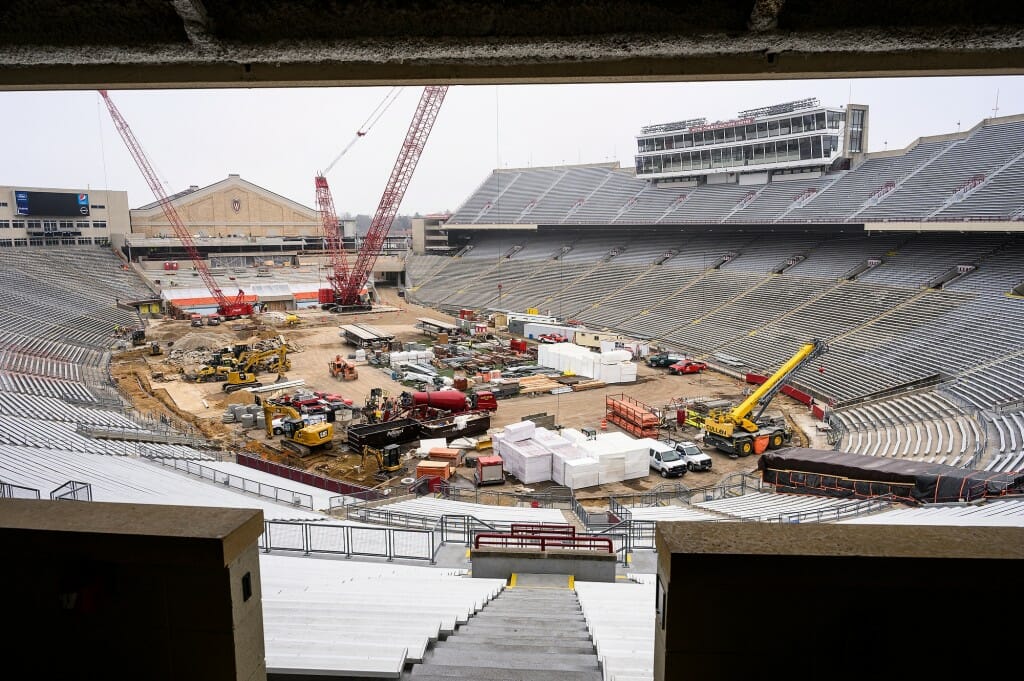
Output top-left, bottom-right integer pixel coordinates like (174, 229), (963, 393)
(403, 580), (603, 681)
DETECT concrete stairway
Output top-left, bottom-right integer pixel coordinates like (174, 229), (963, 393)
(401, 574), (603, 681)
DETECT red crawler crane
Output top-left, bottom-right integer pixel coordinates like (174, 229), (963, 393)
(320, 85), (448, 311)
(99, 90), (253, 319)
(315, 174), (350, 307)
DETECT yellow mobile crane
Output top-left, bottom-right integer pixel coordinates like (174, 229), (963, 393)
(703, 339), (827, 457)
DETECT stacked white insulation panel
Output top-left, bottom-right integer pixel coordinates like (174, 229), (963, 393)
(494, 425), (647, 489)
(536, 343), (638, 384)
(573, 431), (650, 482)
(493, 421), (548, 484)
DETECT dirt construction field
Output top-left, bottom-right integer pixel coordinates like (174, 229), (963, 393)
(111, 290), (830, 502)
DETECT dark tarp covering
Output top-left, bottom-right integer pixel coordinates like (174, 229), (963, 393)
(758, 447), (1024, 504)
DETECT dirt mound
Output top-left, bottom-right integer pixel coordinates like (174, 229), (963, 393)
(171, 332), (233, 352)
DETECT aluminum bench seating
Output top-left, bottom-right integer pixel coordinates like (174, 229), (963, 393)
(265, 649), (407, 679)
(696, 491), (856, 521)
(265, 624), (429, 661)
(377, 497), (568, 524)
(261, 599), (463, 632)
(575, 580), (655, 681)
(841, 499), (1024, 526)
(625, 506), (719, 521)
(266, 585), (492, 619)
(0, 392), (134, 427)
(0, 444), (332, 521)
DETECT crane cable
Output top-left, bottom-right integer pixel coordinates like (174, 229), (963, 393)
(323, 87), (403, 175)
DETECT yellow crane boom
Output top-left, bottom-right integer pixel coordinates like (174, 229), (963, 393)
(729, 339), (826, 428)
(703, 339), (827, 456)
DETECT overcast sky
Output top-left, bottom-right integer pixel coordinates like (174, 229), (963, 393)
(2, 75), (1022, 216)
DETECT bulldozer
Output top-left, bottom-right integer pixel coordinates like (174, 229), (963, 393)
(361, 444), (407, 481)
(148, 341), (163, 356)
(328, 355), (358, 381)
(222, 371), (262, 393)
(263, 402), (335, 457)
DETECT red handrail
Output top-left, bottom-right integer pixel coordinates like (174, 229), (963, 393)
(510, 523), (576, 537)
(473, 533), (613, 553)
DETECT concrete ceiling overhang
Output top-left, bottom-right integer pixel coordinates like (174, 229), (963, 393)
(1, 0), (1022, 90)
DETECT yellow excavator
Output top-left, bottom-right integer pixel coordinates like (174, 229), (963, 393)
(361, 444), (407, 481)
(702, 339), (827, 457)
(223, 345), (290, 393)
(262, 402), (335, 457)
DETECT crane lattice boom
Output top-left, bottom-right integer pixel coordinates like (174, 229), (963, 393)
(98, 90), (252, 318)
(338, 85), (448, 306)
(314, 174), (349, 303)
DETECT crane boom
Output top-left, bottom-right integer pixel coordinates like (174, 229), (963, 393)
(337, 85), (448, 306)
(702, 339), (827, 457)
(729, 339), (826, 425)
(316, 88), (404, 308)
(98, 90), (252, 319)
(314, 174), (350, 305)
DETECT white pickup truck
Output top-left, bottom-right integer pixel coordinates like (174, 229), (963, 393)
(670, 440), (714, 472)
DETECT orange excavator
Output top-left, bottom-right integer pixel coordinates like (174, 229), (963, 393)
(328, 355), (358, 380)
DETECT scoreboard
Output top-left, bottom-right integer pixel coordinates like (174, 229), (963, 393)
(14, 191), (90, 216)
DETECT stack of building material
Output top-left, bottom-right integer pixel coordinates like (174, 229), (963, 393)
(428, 447), (462, 466)
(560, 428), (592, 444)
(537, 343), (638, 384)
(531, 426), (576, 458)
(560, 457), (601, 489)
(416, 459), (452, 480)
(518, 375), (563, 394)
(573, 431), (650, 484)
(571, 380), (607, 391)
(388, 349), (436, 368)
(502, 420), (535, 442)
(606, 393), (660, 438)
(494, 436), (552, 484)
(416, 438), (448, 457)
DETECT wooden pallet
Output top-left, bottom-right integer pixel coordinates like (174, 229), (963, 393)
(518, 375), (563, 394)
(572, 380), (606, 392)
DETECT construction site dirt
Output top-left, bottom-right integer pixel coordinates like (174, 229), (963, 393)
(111, 290), (830, 503)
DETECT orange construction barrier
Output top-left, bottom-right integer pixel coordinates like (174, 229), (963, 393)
(600, 417), (608, 431)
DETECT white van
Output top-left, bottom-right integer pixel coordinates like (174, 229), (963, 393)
(647, 440), (688, 478)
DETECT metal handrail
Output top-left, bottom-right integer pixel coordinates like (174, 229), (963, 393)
(261, 519), (440, 563)
(473, 532), (613, 553)
(510, 523), (576, 536)
(50, 480), (93, 501)
(142, 451), (314, 509)
(1, 481), (41, 499)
